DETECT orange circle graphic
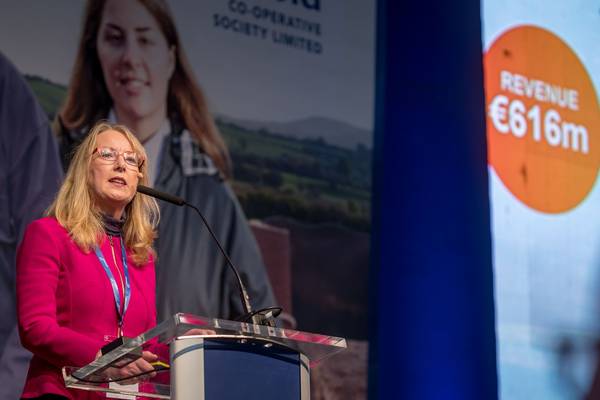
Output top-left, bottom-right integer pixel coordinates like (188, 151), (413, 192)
(485, 25), (600, 213)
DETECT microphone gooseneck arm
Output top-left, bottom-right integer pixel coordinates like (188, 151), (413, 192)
(136, 185), (255, 322)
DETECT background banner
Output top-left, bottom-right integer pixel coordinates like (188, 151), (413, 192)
(0, 1), (375, 398)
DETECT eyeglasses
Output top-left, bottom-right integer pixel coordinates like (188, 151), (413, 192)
(92, 147), (144, 169)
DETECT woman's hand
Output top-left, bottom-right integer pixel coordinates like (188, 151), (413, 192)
(182, 328), (216, 336)
(97, 350), (159, 385)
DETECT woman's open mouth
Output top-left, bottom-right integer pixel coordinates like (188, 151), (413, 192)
(109, 177), (127, 186)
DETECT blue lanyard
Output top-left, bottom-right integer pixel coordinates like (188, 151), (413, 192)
(94, 236), (131, 334)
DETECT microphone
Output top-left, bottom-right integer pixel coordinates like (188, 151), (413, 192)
(136, 184), (184, 206)
(136, 185), (280, 326)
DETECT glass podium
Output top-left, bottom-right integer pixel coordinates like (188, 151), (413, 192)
(63, 313), (347, 399)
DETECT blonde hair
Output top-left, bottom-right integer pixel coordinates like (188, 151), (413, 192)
(47, 121), (159, 265)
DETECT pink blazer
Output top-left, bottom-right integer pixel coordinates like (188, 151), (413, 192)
(17, 217), (156, 399)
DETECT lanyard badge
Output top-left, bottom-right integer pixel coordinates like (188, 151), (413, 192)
(94, 236), (131, 336)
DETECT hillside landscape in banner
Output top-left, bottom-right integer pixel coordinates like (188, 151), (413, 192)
(27, 75), (372, 233)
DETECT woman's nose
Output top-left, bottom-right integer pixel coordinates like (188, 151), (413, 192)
(114, 154), (127, 170)
(121, 38), (142, 66)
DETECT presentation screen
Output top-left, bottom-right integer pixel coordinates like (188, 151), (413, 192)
(482, 1), (600, 398)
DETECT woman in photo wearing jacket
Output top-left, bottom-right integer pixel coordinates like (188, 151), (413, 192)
(54, 0), (276, 323)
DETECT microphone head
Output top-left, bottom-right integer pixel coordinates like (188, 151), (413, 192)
(136, 185), (186, 206)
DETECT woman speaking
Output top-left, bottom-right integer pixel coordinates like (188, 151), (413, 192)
(17, 122), (159, 399)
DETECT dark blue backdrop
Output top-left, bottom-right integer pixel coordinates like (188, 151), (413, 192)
(368, 0), (498, 399)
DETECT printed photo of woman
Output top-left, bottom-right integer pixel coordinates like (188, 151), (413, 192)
(54, 0), (277, 323)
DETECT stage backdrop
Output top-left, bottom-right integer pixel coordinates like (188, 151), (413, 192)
(482, 1), (600, 398)
(0, 1), (375, 398)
